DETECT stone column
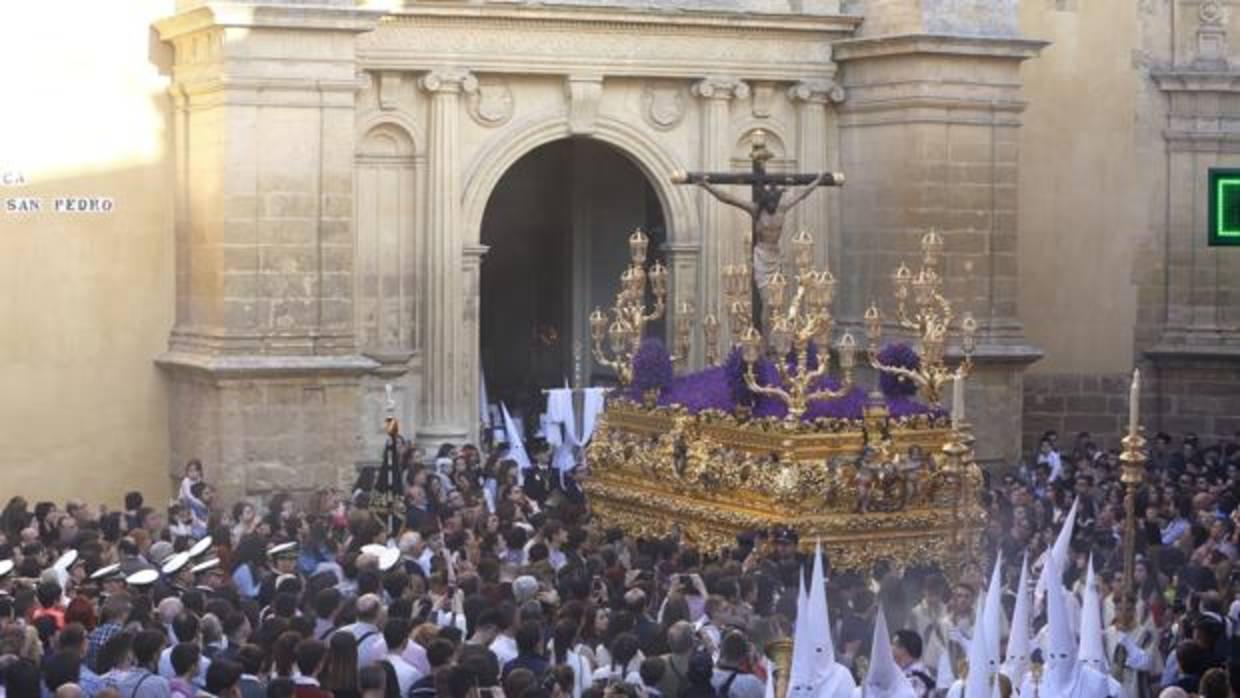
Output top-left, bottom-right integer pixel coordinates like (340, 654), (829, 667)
(787, 77), (846, 273)
(154, 2), (381, 501)
(833, 12), (1046, 466)
(691, 77), (749, 357)
(417, 69), (478, 448)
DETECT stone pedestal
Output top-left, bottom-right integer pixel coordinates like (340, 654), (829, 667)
(155, 2), (382, 501)
(833, 19), (1046, 465)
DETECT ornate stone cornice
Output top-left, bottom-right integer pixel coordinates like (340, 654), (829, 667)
(156, 351), (381, 379)
(691, 77), (750, 101)
(1162, 131), (1240, 152)
(788, 79), (846, 105)
(360, 5), (852, 81)
(1151, 69), (1240, 93)
(155, 2), (382, 41)
(831, 33), (1048, 62)
(419, 68), (478, 95)
(1146, 340), (1240, 363)
(176, 75), (365, 97)
(377, 4), (861, 37)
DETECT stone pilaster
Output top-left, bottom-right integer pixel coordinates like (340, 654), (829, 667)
(1143, 24), (1240, 437)
(691, 77), (749, 357)
(787, 77), (846, 274)
(417, 69), (478, 448)
(664, 242), (703, 366)
(154, 2), (381, 501)
(833, 26), (1046, 466)
(462, 243), (489, 443)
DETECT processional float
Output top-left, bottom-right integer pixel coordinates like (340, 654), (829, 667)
(583, 135), (986, 573)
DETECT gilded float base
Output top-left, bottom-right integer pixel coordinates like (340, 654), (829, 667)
(583, 402), (986, 572)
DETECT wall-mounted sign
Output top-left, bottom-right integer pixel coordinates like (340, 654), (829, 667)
(0, 171), (115, 214)
(4, 197), (115, 213)
(1208, 168), (1240, 246)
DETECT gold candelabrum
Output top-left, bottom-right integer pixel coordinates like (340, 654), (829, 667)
(864, 229), (978, 406)
(588, 229), (693, 384)
(734, 229), (858, 423)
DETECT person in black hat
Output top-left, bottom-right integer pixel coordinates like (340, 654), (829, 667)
(259, 543), (299, 608)
(186, 558), (228, 602)
(770, 526), (803, 567)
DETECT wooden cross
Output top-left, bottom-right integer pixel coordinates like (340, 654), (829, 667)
(672, 130), (845, 329)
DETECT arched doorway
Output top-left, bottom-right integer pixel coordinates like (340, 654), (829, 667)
(480, 137), (667, 423)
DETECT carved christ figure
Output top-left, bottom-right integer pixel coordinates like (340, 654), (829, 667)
(694, 172), (830, 292)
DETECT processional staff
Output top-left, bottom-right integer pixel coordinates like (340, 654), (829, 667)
(376, 383), (406, 535)
(1118, 369), (1147, 631)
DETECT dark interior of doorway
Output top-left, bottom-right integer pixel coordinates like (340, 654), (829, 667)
(479, 137), (667, 431)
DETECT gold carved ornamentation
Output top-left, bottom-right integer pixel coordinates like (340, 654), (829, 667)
(585, 398), (986, 572)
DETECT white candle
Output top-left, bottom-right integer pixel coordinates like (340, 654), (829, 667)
(951, 372), (965, 429)
(1128, 368), (1140, 437)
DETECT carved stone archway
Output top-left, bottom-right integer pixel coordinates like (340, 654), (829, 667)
(461, 112), (699, 249)
(458, 112), (702, 439)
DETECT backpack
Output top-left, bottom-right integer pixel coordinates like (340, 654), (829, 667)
(717, 671), (741, 698)
(908, 668), (936, 697)
(678, 651), (718, 698)
(381, 659), (402, 698)
(356, 631), (380, 647)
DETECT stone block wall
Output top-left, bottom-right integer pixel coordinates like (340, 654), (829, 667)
(1022, 373), (1133, 458)
(967, 362), (1026, 467)
(166, 370), (366, 504)
(1024, 364), (1240, 460)
(1148, 358), (1240, 443)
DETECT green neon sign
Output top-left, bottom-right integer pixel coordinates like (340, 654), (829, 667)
(1208, 168), (1240, 246)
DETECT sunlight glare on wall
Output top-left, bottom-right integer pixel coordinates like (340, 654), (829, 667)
(0, 0), (174, 180)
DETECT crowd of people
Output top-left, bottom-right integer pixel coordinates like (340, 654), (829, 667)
(0, 427), (1239, 698)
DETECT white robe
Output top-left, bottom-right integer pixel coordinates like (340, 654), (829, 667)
(1018, 665), (1121, 698)
(1103, 625), (1158, 698)
(816, 664), (858, 698)
(909, 603), (952, 672)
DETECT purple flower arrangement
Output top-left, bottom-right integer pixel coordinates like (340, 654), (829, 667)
(784, 341), (820, 374)
(630, 337), (674, 394)
(657, 366), (734, 412)
(802, 381), (868, 420)
(876, 343), (921, 398)
(723, 347), (771, 408)
(621, 338), (938, 422)
(887, 395), (946, 419)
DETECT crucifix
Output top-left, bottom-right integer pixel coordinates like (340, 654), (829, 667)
(672, 130), (845, 329)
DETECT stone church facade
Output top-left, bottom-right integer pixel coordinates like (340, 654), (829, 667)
(150, 0), (1047, 497)
(2, 0), (1228, 502)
